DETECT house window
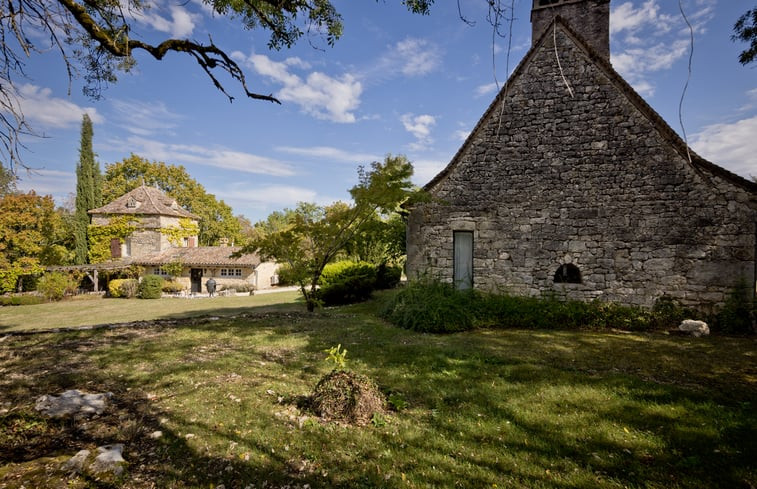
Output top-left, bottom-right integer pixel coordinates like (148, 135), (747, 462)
(154, 267), (170, 276)
(220, 268), (243, 277)
(453, 231), (474, 290)
(126, 197), (137, 209)
(554, 264), (582, 284)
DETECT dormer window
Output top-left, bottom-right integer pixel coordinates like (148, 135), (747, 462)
(126, 197), (138, 209)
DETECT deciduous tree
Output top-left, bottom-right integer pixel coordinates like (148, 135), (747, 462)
(242, 155), (417, 312)
(0, 191), (66, 292)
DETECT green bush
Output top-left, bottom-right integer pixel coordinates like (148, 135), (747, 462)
(161, 280), (186, 293)
(276, 264), (299, 286)
(0, 295), (45, 306)
(319, 261), (377, 306)
(375, 263), (402, 290)
(138, 275), (164, 299)
(381, 280), (701, 334)
(380, 280), (474, 333)
(108, 278), (138, 298)
(712, 281), (755, 334)
(36, 272), (77, 301)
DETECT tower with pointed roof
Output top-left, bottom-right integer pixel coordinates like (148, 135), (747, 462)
(405, 0), (757, 310)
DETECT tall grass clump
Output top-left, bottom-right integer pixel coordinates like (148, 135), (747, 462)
(711, 280), (756, 334)
(380, 280), (475, 333)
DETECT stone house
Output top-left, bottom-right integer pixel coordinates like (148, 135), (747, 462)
(406, 0), (757, 309)
(88, 185), (278, 293)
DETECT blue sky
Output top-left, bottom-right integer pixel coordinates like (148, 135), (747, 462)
(13, 0), (757, 223)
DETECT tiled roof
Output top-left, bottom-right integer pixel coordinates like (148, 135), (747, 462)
(88, 185), (200, 219)
(132, 246), (261, 267)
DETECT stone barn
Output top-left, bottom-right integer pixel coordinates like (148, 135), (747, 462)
(406, 0), (757, 309)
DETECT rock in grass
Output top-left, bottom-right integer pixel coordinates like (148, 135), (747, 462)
(35, 389), (112, 418)
(91, 444), (127, 476)
(309, 370), (385, 425)
(679, 319), (710, 337)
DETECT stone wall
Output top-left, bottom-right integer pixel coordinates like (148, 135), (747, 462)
(407, 24), (757, 310)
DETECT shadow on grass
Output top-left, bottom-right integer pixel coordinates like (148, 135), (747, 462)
(1, 303), (755, 488)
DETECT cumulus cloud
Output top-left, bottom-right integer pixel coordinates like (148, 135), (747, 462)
(105, 136), (295, 176)
(475, 82), (499, 98)
(401, 113), (437, 152)
(242, 53), (362, 123)
(126, 2), (199, 38)
(610, 0), (714, 97)
(275, 146), (381, 164)
(691, 116), (757, 179)
(13, 84), (102, 128)
(16, 169), (76, 201)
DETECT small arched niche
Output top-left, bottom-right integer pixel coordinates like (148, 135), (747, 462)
(554, 263), (582, 284)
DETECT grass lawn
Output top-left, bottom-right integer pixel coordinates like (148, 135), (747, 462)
(0, 290), (301, 333)
(0, 294), (755, 488)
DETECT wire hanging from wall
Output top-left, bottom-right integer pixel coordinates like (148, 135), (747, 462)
(495, 0), (517, 137)
(553, 20), (574, 98)
(678, 0), (694, 164)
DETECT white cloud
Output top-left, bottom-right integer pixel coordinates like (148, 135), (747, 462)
(365, 37), (441, 81)
(244, 53), (362, 123)
(610, 0), (714, 97)
(275, 146), (381, 164)
(453, 129), (471, 142)
(410, 158), (446, 186)
(691, 116), (757, 179)
(13, 84), (102, 129)
(106, 136), (295, 177)
(15, 169), (76, 200)
(401, 113), (436, 151)
(223, 184), (319, 207)
(475, 82), (499, 98)
(126, 2), (199, 38)
(110, 99), (182, 136)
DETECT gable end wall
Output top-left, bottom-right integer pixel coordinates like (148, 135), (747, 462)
(407, 25), (756, 310)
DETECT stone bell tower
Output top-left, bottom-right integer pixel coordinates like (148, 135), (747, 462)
(531, 0), (611, 59)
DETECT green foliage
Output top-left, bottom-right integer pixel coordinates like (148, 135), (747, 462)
(138, 275), (164, 299)
(713, 280), (755, 334)
(375, 262), (402, 290)
(275, 263), (298, 286)
(160, 219), (199, 247)
(387, 393), (408, 412)
(243, 155), (417, 312)
(380, 280), (475, 333)
(74, 113), (102, 265)
(102, 155), (241, 246)
(87, 216), (138, 263)
(319, 261), (378, 306)
(0, 295), (45, 306)
(36, 272), (77, 301)
(733, 7), (757, 65)
(108, 279), (139, 298)
(323, 343), (348, 370)
(160, 259), (184, 278)
(382, 280), (706, 334)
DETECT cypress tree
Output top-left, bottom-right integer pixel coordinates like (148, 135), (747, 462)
(73, 113), (102, 264)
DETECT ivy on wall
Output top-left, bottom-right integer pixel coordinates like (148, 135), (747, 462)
(160, 218), (199, 246)
(88, 216), (139, 263)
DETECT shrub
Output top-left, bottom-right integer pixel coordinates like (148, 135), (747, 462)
(276, 264), (299, 286)
(138, 275), (164, 299)
(381, 280), (697, 334)
(0, 295), (45, 306)
(36, 272), (77, 301)
(319, 261), (377, 306)
(712, 281), (755, 334)
(108, 278), (138, 298)
(161, 280), (185, 293)
(380, 280), (474, 333)
(375, 263), (402, 290)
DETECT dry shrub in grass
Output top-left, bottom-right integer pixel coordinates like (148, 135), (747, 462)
(309, 370), (385, 425)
